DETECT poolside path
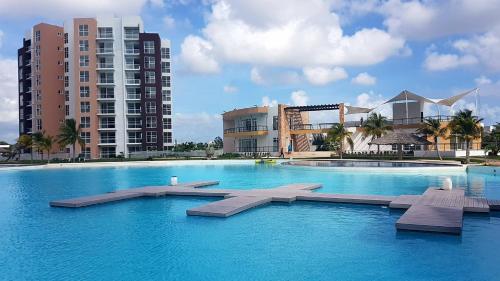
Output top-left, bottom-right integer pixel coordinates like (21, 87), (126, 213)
(50, 181), (500, 235)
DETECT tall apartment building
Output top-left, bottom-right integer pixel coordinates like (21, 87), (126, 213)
(18, 16), (173, 159)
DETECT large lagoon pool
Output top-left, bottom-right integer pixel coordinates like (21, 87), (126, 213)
(1, 163), (500, 280)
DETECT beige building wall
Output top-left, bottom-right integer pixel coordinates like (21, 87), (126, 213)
(32, 23), (65, 153)
(71, 18), (99, 159)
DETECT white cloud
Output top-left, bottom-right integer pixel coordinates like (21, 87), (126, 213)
(150, 0), (165, 7)
(261, 96), (278, 107)
(163, 15), (175, 29)
(250, 66), (300, 86)
(355, 91), (385, 109)
(0, 58), (19, 142)
(302, 66), (347, 85)
(380, 0), (500, 40)
(290, 90), (309, 106)
(351, 72), (376, 85)
(0, 0), (152, 18)
(475, 75), (492, 85)
(223, 85), (238, 93)
(180, 0), (405, 73)
(450, 31), (500, 71)
(180, 35), (220, 74)
(423, 52), (477, 71)
(173, 112), (222, 142)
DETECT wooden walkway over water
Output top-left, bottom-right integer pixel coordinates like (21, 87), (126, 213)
(50, 181), (500, 235)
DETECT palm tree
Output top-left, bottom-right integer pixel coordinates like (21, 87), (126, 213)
(327, 123), (354, 159)
(39, 135), (54, 163)
(58, 119), (84, 160)
(417, 118), (448, 160)
(447, 109), (483, 164)
(361, 113), (393, 154)
(32, 131), (45, 160)
(17, 134), (33, 161)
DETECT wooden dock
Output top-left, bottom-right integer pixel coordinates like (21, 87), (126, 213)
(50, 181), (500, 235)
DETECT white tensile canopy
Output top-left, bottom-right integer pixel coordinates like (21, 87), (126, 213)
(345, 105), (374, 115)
(383, 90), (435, 104)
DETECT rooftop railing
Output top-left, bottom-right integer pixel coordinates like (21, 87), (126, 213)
(224, 125), (268, 134)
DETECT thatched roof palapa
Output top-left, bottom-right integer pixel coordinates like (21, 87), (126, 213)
(369, 132), (432, 146)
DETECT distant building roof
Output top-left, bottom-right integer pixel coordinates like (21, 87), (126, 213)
(369, 132), (432, 146)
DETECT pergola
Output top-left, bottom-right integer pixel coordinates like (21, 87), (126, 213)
(369, 132), (431, 160)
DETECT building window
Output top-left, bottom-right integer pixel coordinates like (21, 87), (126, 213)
(98, 27), (113, 38)
(128, 132), (142, 143)
(36, 119), (42, 130)
(64, 33), (68, 44)
(80, 86), (90, 98)
(83, 147), (91, 159)
(35, 30), (41, 42)
(161, 47), (170, 59)
(79, 55), (89, 67)
(273, 116), (278, 130)
(145, 87), (156, 99)
(145, 101), (156, 114)
(80, 71), (89, 82)
(64, 76), (69, 87)
(100, 117), (115, 129)
(146, 131), (157, 143)
(80, 101), (90, 113)
(80, 132), (91, 144)
(162, 104), (172, 115)
(79, 24), (89, 36)
(162, 76), (171, 87)
(79, 40), (89, 51)
(163, 118), (172, 129)
(100, 132), (115, 144)
(65, 105), (69, 116)
(100, 102), (115, 114)
(99, 87), (114, 99)
(144, 41), (155, 54)
(80, 116), (90, 128)
(145, 71), (155, 84)
(146, 116), (157, 128)
(127, 117), (142, 129)
(127, 102), (141, 114)
(162, 90), (171, 101)
(163, 132), (172, 143)
(36, 104), (42, 116)
(64, 47), (69, 58)
(64, 61), (69, 73)
(161, 61), (170, 73)
(144, 56), (155, 69)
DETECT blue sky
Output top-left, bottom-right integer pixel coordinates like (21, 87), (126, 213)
(0, 0), (499, 143)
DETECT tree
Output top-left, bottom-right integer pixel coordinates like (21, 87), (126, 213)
(213, 136), (223, 149)
(483, 123), (500, 156)
(32, 131), (45, 160)
(447, 109), (483, 164)
(1, 144), (20, 161)
(361, 113), (393, 153)
(58, 119), (84, 160)
(327, 123), (354, 159)
(38, 135), (55, 163)
(17, 134), (33, 161)
(416, 118), (448, 160)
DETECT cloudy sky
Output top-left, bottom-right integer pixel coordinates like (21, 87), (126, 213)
(0, 0), (499, 143)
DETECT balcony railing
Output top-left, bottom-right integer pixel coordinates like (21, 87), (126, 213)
(127, 109), (141, 114)
(97, 62), (114, 69)
(98, 109), (115, 115)
(98, 93), (115, 99)
(99, 124), (115, 129)
(124, 33), (139, 40)
(126, 79), (140, 85)
(97, 33), (113, 39)
(224, 125), (268, 134)
(127, 138), (142, 144)
(125, 64), (140, 70)
(97, 79), (114, 84)
(126, 93), (140, 100)
(290, 123), (336, 130)
(237, 146), (278, 153)
(96, 48), (113, 54)
(99, 139), (116, 144)
(125, 49), (140, 55)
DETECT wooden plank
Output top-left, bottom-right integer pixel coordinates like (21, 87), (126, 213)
(186, 196), (272, 217)
(464, 197), (489, 213)
(296, 193), (396, 205)
(396, 205), (463, 234)
(50, 192), (144, 208)
(389, 195), (420, 209)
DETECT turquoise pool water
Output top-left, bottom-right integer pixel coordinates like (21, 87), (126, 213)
(1, 164), (500, 280)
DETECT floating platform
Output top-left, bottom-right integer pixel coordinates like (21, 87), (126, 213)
(50, 181), (500, 235)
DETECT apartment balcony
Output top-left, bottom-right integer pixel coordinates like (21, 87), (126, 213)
(223, 125), (269, 137)
(125, 49), (140, 55)
(97, 94), (115, 100)
(96, 48), (114, 55)
(127, 139), (142, 144)
(98, 141), (116, 146)
(96, 34), (113, 40)
(125, 64), (140, 70)
(125, 79), (140, 85)
(126, 93), (141, 100)
(96, 62), (114, 70)
(97, 110), (115, 116)
(127, 110), (141, 115)
(98, 126), (116, 131)
(26, 114), (33, 120)
(124, 33), (139, 40)
(96, 79), (114, 85)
